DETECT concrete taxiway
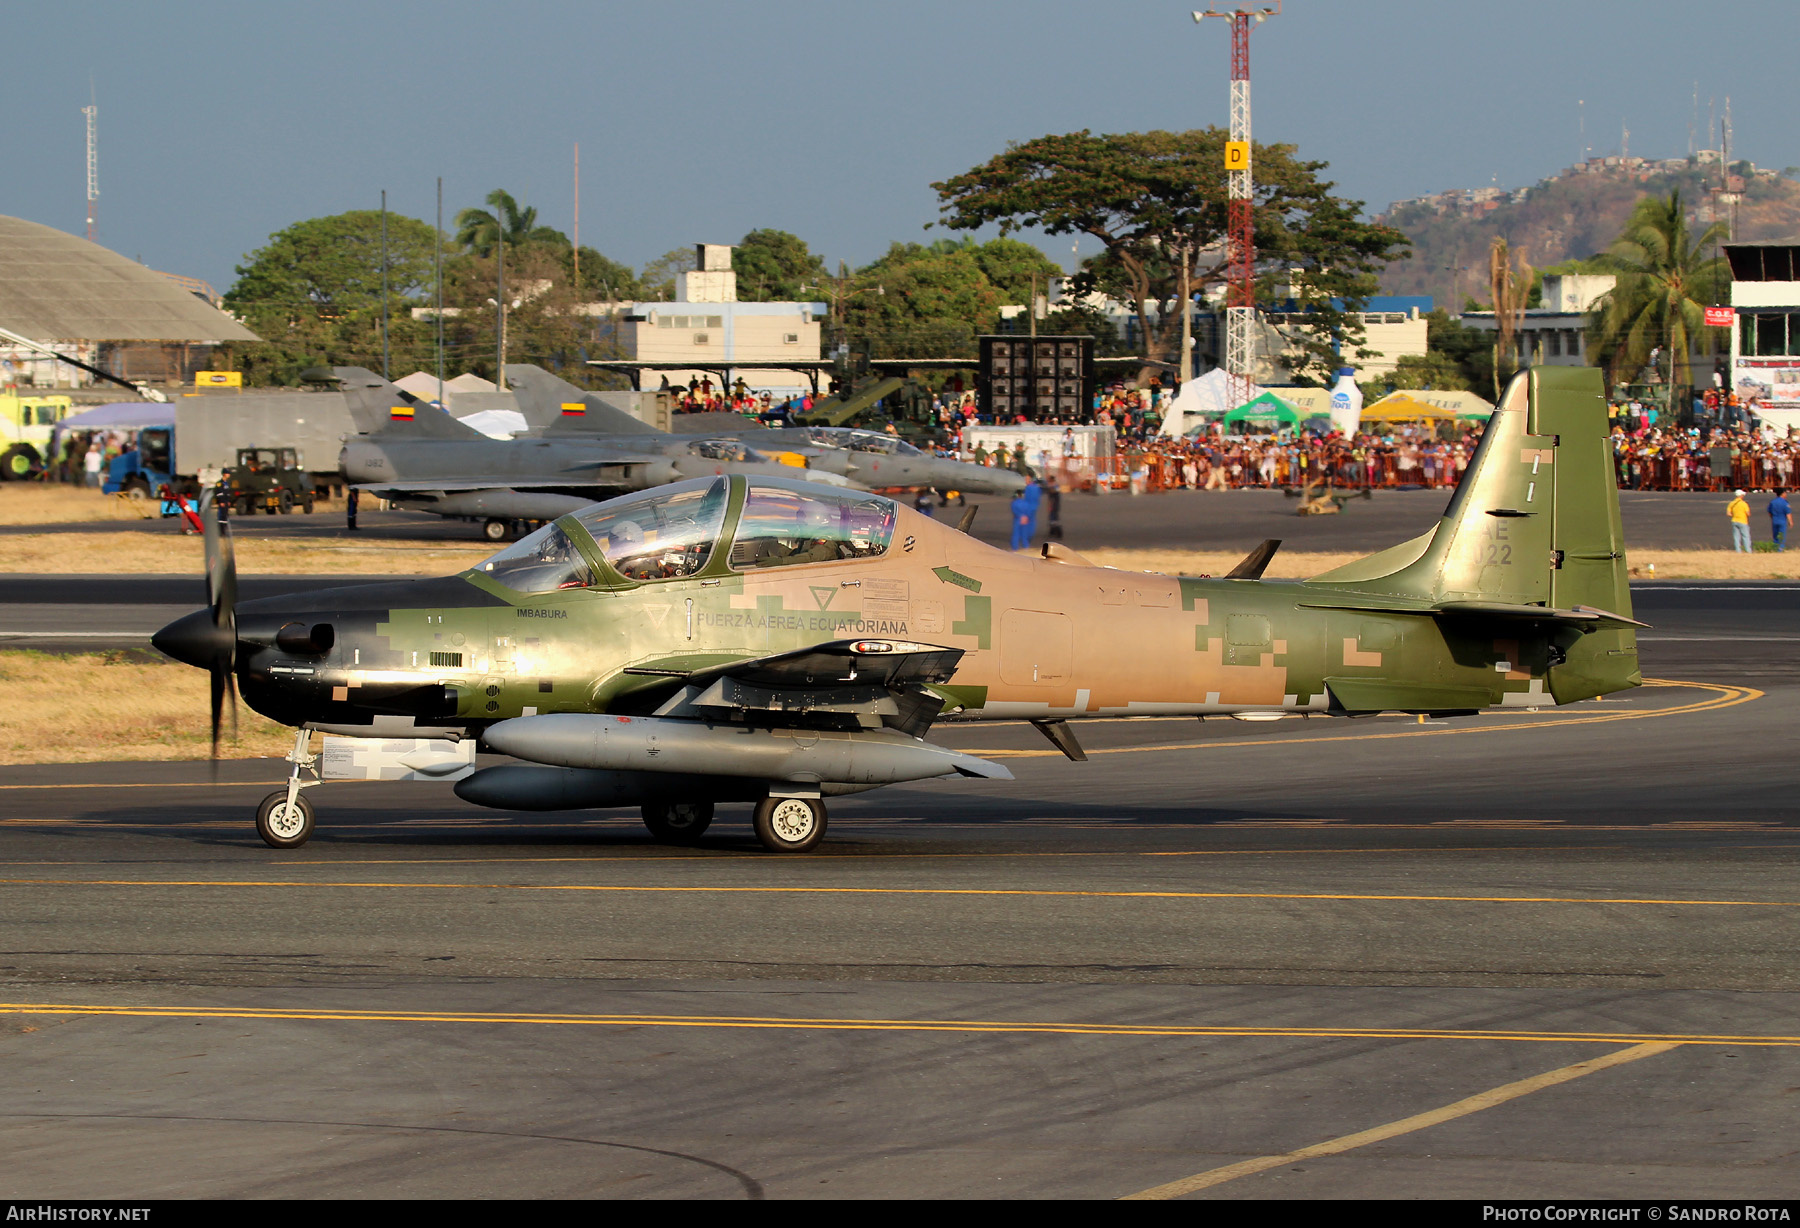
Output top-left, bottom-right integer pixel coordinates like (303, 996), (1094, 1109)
(0, 591), (1796, 1198)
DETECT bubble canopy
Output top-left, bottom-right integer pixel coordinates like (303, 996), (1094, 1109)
(473, 477), (898, 592)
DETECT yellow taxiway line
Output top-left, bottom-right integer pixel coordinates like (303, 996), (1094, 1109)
(1, 876), (1796, 908)
(0, 1002), (1791, 1047)
(1121, 1041), (1679, 1199)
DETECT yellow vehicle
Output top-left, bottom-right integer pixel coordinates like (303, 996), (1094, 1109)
(0, 392), (75, 479)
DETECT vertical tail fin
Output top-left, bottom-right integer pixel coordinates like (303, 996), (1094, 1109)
(1307, 366), (1636, 701)
(334, 367), (488, 440)
(505, 363), (666, 437)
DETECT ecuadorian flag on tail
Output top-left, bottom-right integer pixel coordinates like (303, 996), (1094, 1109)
(560, 402), (586, 417)
(389, 404), (414, 420)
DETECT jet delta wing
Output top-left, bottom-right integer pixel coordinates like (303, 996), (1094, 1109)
(160, 367), (1638, 854)
(505, 363), (1027, 497)
(334, 367), (841, 537)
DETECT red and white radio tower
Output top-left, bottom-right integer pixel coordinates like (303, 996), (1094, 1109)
(1194, 4), (1278, 411)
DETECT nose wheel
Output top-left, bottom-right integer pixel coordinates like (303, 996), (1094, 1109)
(256, 790), (315, 848)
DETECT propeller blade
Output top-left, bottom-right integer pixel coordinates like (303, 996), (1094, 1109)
(200, 488), (239, 760)
(210, 661), (225, 761)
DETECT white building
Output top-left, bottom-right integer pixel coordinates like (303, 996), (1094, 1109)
(612, 244), (826, 397)
(1461, 274), (1617, 368)
(1728, 242), (1800, 430)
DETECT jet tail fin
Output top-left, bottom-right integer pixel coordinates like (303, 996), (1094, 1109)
(1306, 366), (1637, 702)
(334, 367), (487, 440)
(505, 363), (665, 437)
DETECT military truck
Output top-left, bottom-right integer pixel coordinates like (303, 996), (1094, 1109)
(0, 391), (76, 479)
(225, 447), (315, 514)
(101, 391), (353, 499)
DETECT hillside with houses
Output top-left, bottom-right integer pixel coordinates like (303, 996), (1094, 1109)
(1377, 152), (1800, 309)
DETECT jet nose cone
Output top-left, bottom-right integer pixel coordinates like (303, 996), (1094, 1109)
(152, 607), (229, 669)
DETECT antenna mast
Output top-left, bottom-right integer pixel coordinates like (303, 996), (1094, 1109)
(1195, 3), (1278, 412)
(82, 103), (98, 241)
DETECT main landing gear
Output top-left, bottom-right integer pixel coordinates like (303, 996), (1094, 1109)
(752, 795), (828, 853)
(640, 800), (714, 845)
(256, 727), (321, 848)
(637, 794), (829, 853)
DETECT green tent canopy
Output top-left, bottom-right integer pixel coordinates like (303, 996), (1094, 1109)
(1222, 391), (1301, 427)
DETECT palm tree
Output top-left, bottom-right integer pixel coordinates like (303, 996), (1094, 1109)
(454, 189), (567, 257)
(1587, 190), (1728, 394)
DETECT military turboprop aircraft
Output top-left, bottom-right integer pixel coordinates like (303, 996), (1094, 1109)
(334, 366), (844, 540)
(504, 364), (1028, 499)
(155, 367), (1640, 854)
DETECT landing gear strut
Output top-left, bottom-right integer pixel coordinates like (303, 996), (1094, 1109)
(256, 726), (320, 848)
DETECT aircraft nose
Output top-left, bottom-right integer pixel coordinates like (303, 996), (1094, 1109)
(151, 608), (230, 668)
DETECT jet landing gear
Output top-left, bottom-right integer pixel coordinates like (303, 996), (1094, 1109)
(753, 794), (827, 854)
(641, 800), (713, 845)
(256, 727), (321, 849)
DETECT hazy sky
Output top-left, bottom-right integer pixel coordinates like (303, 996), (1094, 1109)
(11, 0), (1794, 293)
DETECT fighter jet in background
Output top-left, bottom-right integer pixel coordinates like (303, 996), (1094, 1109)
(334, 367), (841, 539)
(505, 364), (1027, 498)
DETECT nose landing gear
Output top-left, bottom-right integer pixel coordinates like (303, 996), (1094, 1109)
(257, 726), (321, 848)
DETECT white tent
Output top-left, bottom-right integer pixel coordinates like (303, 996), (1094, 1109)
(392, 371), (499, 403)
(1159, 369), (1272, 437)
(458, 408), (529, 439)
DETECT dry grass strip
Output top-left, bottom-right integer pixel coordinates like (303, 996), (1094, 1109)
(0, 651), (294, 764)
(0, 533), (491, 575)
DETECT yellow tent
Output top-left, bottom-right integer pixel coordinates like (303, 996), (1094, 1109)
(1362, 392), (1461, 423)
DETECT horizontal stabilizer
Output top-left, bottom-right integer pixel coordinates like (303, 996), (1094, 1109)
(1431, 600), (1649, 629)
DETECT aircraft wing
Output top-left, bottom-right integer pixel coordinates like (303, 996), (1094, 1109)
(628, 638), (967, 739)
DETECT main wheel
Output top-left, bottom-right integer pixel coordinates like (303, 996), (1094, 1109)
(641, 800), (714, 845)
(752, 796), (827, 853)
(483, 518), (509, 542)
(277, 489), (294, 514)
(303, 493), (316, 513)
(256, 790), (315, 849)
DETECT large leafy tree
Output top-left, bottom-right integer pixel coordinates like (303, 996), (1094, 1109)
(932, 129), (1409, 381)
(1586, 189), (1728, 390)
(841, 242), (1002, 358)
(222, 210), (440, 384)
(454, 189), (568, 258)
(733, 229), (828, 302)
(436, 244), (627, 386)
(567, 246), (643, 302)
(639, 247), (697, 301)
